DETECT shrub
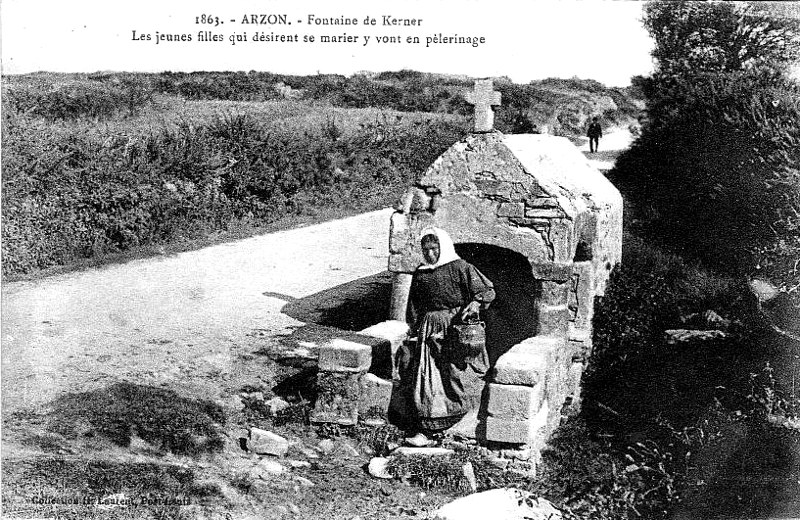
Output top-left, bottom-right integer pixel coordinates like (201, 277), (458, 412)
(618, 3), (800, 290)
(574, 237), (798, 518)
(3, 77), (154, 121)
(613, 71), (800, 285)
(1, 101), (468, 277)
(533, 419), (682, 520)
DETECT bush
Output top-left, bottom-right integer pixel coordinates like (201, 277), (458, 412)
(4, 77), (154, 121)
(534, 420), (681, 520)
(1, 102), (468, 277)
(613, 71), (800, 285)
(573, 237), (799, 518)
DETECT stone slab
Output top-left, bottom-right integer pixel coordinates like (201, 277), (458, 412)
(539, 280), (570, 306)
(568, 324), (593, 361)
(485, 400), (549, 445)
(565, 362), (584, 416)
(485, 417), (536, 445)
(393, 447), (455, 457)
(537, 304), (570, 337)
(510, 217), (550, 228)
(525, 207), (564, 219)
(436, 488), (564, 520)
(310, 371), (361, 425)
(360, 320), (410, 379)
(549, 219), (575, 263)
(497, 202), (525, 218)
(358, 373), (393, 421)
(487, 383), (544, 421)
(492, 336), (564, 386)
(664, 329), (729, 344)
(530, 262), (573, 282)
(360, 320), (409, 349)
(526, 197), (560, 208)
(246, 428), (289, 457)
(572, 261), (596, 330)
(317, 338), (373, 372)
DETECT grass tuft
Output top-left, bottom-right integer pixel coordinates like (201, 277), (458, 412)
(46, 382), (226, 456)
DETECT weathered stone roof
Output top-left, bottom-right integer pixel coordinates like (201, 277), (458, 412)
(501, 134), (622, 219)
(405, 131), (623, 293)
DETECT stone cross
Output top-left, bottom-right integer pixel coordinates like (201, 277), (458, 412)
(465, 79), (501, 133)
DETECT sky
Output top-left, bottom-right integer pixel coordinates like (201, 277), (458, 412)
(0, 0), (655, 86)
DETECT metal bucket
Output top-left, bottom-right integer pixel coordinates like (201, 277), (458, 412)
(452, 319), (486, 357)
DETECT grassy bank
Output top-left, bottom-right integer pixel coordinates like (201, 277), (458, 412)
(1, 71), (643, 280)
(2, 93), (467, 278)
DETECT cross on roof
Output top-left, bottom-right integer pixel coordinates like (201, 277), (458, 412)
(465, 79), (501, 133)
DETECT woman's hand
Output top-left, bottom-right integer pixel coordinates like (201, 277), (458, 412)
(461, 301), (481, 321)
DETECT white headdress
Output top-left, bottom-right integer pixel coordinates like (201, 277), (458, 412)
(417, 227), (461, 270)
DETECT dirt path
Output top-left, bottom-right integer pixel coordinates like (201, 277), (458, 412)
(579, 126), (634, 172)
(1, 209), (394, 412)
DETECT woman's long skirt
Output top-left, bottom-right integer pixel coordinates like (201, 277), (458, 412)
(410, 308), (489, 432)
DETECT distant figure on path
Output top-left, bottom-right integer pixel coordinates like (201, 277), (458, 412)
(400, 227), (495, 447)
(587, 117), (603, 153)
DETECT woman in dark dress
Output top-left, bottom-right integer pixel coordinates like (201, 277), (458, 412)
(404, 227), (495, 446)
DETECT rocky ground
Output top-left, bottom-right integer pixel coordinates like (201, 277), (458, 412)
(2, 210), (445, 518)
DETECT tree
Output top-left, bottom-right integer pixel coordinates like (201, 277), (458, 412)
(615, 2), (800, 287)
(643, 2), (800, 76)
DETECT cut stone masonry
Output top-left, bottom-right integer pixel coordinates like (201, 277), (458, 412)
(312, 80), (622, 468)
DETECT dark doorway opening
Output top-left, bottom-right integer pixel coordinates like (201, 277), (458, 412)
(455, 243), (539, 365)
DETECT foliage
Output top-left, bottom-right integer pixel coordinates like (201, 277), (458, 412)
(531, 420), (680, 520)
(353, 422), (405, 456)
(576, 237), (799, 518)
(1, 70), (643, 277)
(585, 237), (766, 424)
(3, 76), (155, 121)
(614, 2), (800, 289)
(643, 2), (800, 76)
(1, 93), (467, 276)
(388, 453), (473, 492)
(493, 79), (642, 136)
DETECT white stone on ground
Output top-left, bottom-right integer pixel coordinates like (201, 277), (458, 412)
(462, 462), (477, 492)
(254, 458), (285, 476)
(246, 428), (289, 457)
(664, 329), (728, 344)
(317, 439), (335, 454)
(392, 447), (455, 457)
(266, 396), (290, 416)
(338, 443), (360, 457)
(368, 457), (393, 479)
(293, 476), (315, 487)
(435, 488), (563, 520)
